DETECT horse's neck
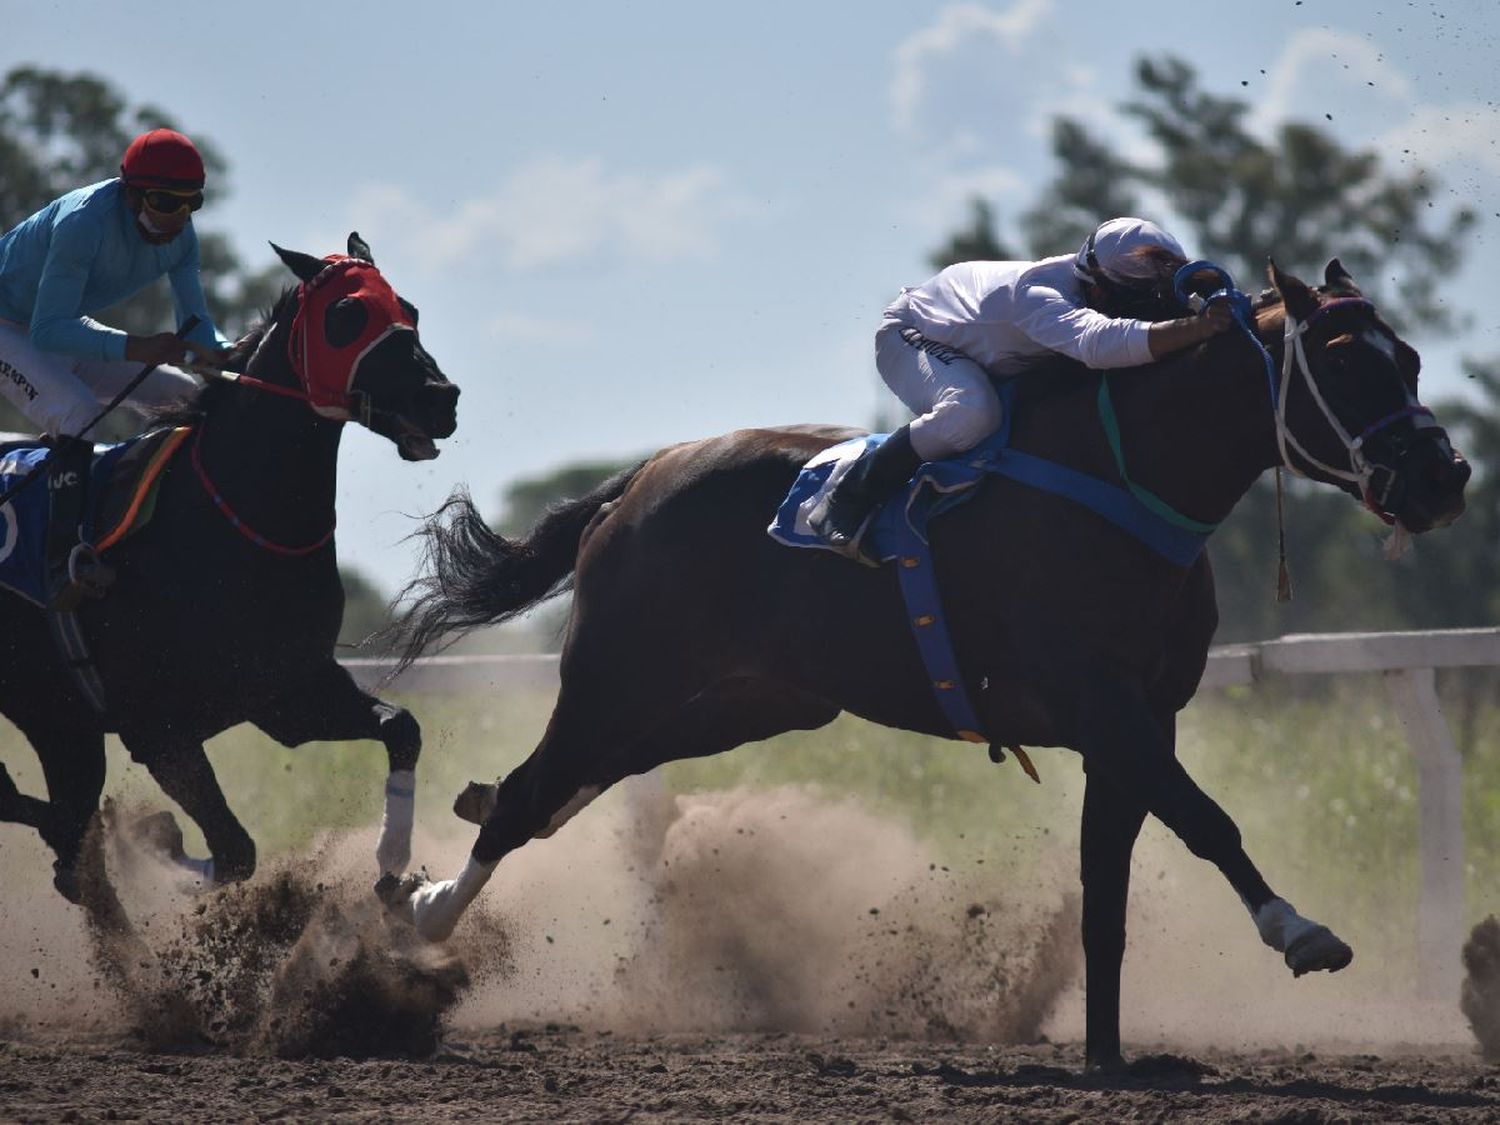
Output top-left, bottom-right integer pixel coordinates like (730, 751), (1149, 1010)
(1106, 316), (1286, 527)
(198, 374), (344, 543)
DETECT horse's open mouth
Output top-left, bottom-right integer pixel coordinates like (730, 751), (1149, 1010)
(397, 431), (440, 461)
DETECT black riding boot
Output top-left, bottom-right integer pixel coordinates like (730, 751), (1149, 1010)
(45, 435), (111, 610)
(809, 424), (923, 563)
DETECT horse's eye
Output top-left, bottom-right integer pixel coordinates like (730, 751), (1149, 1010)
(325, 296), (369, 348)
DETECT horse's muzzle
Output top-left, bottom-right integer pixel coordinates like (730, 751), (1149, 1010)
(1387, 438), (1470, 533)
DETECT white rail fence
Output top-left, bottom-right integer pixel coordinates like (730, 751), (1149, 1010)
(346, 625), (1500, 1002)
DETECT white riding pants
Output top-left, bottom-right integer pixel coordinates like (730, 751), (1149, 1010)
(0, 319), (200, 437)
(876, 302), (1003, 462)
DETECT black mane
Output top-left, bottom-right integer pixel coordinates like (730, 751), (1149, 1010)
(144, 286), (297, 430)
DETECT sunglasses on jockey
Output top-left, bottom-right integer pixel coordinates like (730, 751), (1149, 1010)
(139, 188), (205, 216)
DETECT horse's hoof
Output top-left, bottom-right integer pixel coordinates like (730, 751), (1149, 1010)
(453, 781), (498, 826)
(52, 864), (82, 905)
(214, 850), (256, 886)
(1285, 924), (1353, 976)
(1084, 1052), (1126, 1077)
(373, 870), (426, 925)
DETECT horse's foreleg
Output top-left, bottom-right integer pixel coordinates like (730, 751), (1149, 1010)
(122, 734), (255, 885)
(251, 662), (421, 876)
(1075, 671), (1352, 1017)
(1079, 769), (1147, 1073)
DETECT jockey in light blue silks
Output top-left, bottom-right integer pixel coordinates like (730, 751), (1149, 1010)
(810, 217), (1235, 560)
(0, 127), (229, 605)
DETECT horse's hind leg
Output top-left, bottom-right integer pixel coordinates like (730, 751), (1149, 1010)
(454, 677), (840, 841)
(393, 672), (838, 941)
(249, 660), (422, 875)
(18, 721), (106, 902)
(118, 732), (256, 885)
(0, 761), (56, 834)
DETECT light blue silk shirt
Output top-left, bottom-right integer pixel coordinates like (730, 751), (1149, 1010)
(0, 179), (225, 362)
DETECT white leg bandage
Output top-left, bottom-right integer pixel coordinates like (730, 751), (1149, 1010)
(376, 769), (416, 875)
(1252, 897), (1320, 951)
(412, 853), (497, 942)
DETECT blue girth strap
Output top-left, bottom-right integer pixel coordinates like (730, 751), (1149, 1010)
(868, 377), (1215, 750)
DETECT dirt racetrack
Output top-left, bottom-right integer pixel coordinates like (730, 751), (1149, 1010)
(0, 1029), (1496, 1123)
(3, 785), (1499, 1122)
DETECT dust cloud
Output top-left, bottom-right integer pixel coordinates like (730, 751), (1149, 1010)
(0, 775), (1480, 1058)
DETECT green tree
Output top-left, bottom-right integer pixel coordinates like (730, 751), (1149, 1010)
(928, 198), (1017, 272)
(496, 457), (640, 536)
(338, 568), (396, 650)
(1017, 117), (1144, 259)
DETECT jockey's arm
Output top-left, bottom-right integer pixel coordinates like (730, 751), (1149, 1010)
(1146, 303), (1234, 360)
(165, 227), (229, 365)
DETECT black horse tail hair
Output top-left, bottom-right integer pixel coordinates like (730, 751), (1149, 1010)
(391, 462), (647, 672)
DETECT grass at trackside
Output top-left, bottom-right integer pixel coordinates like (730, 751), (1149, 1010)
(1, 674), (1497, 966)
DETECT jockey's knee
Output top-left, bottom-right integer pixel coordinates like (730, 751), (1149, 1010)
(924, 395), (1003, 455)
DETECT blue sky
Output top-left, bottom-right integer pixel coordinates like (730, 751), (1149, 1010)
(7, 2), (1497, 591)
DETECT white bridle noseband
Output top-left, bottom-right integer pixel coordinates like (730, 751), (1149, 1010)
(1273, 297), (1435, 513)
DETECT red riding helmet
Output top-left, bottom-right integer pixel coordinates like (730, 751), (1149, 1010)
(119, 129), (205, 190)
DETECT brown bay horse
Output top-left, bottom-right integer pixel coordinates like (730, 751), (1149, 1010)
(383, 260), (1468, 1070)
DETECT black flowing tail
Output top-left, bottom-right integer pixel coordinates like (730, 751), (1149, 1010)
(392, 463), (646, 672)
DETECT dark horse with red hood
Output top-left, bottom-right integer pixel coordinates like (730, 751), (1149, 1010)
(384, 260), (1465, 1071)
(0, 234), (458, 903)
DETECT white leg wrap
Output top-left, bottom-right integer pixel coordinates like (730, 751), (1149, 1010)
(1252, 896), (1353, 976)
(376, 769), (416, 875)
(412, 853), (497, 942)
(1253, 897), (1319, 952)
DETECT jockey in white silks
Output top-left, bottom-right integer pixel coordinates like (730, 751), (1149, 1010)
(810, 216), (1235, 558)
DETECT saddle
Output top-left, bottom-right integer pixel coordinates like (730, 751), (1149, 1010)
(0, 426), (192, 608)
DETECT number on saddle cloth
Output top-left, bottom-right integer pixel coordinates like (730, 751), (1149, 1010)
(0, 430), (189, 608)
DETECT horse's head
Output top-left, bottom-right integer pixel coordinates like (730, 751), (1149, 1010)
(1264, 260), (1469, 533)
(270, 233), (459, 460)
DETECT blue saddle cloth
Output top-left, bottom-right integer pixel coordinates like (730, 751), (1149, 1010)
(768, 415), (1209, 568)
(0, 437), (141, 607)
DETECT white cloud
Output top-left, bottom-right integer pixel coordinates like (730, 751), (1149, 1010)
(345, 156), (755, 275)
(929, 164), (1026, 220)
(891, 0), (1055, 132)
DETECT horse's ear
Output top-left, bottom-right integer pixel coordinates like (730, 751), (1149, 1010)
(347, 231), (374, 264)
(271, 242), (327, 284)
(1324, 257), (1360, 294)
(1267, 258), (1320, 320)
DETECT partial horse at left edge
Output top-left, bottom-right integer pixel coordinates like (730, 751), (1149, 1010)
(0, 233), (459, 903)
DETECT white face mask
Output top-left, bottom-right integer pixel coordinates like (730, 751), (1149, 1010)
(136, 209), (170, 236)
